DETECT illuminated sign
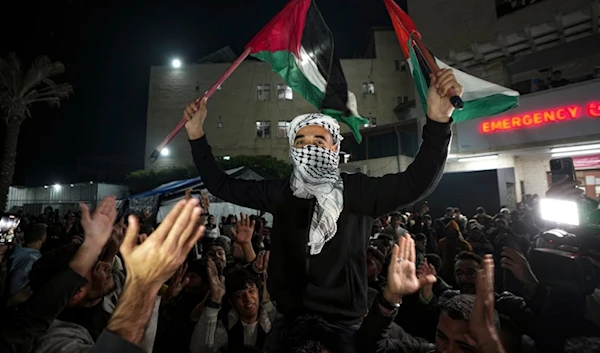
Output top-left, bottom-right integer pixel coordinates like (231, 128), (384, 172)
(479, 102), (600, 134)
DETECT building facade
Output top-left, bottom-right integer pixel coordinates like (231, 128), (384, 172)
(145, 0), (600, 212)
(145, 30), (419, 171)
(409, 0), (600, 207)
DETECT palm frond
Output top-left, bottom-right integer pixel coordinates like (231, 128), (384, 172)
(0, 52), (72, 120)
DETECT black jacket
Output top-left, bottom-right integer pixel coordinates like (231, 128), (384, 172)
(190, 119), (450, 323)
(356, 302), (435, 353)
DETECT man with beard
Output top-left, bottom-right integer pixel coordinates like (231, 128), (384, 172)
(183, 69), (461, 352)
(357, 236), (507, 353)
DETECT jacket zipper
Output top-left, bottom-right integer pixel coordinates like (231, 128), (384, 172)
(305, 199), (316, 276)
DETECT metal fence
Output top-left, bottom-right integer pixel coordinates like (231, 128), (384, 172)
(6, 182), (129, 214)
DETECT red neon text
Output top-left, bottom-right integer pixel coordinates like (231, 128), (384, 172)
(479, 102), (600, 134)
(589, 102), (600, 117)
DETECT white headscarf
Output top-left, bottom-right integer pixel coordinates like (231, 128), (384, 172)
(288, 113), (344, 255)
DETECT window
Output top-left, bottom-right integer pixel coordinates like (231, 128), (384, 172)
(397, 96), (409, 105)
(256, 84), (270, 101)
(277, 84), (293, 100)
(394, 60), (400, 71)
(256, 121), (271, 138)
(277, 121), (291, 138)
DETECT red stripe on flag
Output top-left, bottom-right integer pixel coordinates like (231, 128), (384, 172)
(383, 0), (420, 59)
(245, 0), (311, 57)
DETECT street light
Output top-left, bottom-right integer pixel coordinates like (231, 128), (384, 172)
(53, 184), (61, 190)
(160, 148), (170, 156)
(172, 59), (182, 68)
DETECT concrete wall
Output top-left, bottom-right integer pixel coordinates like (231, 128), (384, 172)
(514, 154), (552, 199)
(408, 0), (594, 57)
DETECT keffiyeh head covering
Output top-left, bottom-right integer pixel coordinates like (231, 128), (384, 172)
(288, 113), (344, 255)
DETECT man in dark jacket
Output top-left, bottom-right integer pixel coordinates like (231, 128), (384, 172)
(183, 69), (462, 352)
(357, 237), (507, 353)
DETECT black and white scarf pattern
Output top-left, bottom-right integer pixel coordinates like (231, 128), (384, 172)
(288, 113), (344, 255)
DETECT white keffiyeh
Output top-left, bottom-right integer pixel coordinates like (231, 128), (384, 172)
(288, 113), (344, 255)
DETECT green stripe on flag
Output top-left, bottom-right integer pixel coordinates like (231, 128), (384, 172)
(452, 94), (519, 123)
(408, 39), (519, 123)
(252, 50), (324, 108)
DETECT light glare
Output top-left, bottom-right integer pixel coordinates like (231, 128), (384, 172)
(172, 59), (181, 68)
(160, 148), (170, 156)
(540, 198), (579, 226)
(457, 155), (499, 163)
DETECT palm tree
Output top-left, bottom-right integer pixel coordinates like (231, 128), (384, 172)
(0, 53), (73, 211)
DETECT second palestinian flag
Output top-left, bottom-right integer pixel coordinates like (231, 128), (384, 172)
(246, 0), (368, 142)
(384, 0), (519, 123)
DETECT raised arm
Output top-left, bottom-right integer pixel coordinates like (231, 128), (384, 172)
(184, 98), (284, 212)
(348, 69), (460, 218)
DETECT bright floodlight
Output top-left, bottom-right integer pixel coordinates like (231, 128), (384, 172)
(160, 148), (170, 156)
(53, 184), (61, 190)
(223, 155), (231, 161)
(540, 198), (579, 226)
(172, 59), (181, 68)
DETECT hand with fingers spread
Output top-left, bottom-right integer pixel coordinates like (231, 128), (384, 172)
(252, 250), (270, 274)
(417, 258), (437, 300)
(71, 196), (118, 277)
(107, 199), (205, 346)
(80, 196), (118, 248)
(164, 263), (191, 300)
(207, 258), (226, 304)
(231, 213), (255, 245)
(427, 68), (464, 123)
(383, 236), (436, 305)
(184, 97), (208, 140)
(470, 255), (506, 353)
(120, 198), (206, 289)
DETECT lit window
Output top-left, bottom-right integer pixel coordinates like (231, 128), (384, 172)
(257, 84), (270, 101)
(277, 121), (291, 138)
(256, 121), (271, 138)
(277, 84), (293, 100)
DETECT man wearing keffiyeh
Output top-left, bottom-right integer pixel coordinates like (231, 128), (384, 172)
(184, 68), (462, 352)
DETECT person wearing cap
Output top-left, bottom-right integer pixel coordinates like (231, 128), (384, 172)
(183, 69), (461, 352)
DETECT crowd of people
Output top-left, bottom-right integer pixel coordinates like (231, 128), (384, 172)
(0, 69), (599, 353)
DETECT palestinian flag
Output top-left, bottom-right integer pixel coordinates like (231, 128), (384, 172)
(384, 0), (519, 122)
(246, 0), (368, 142)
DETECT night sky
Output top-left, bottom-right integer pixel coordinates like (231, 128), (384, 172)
(1, 0), (405, 186)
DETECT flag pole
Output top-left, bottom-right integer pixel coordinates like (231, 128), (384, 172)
(149, 47), (253, 163)
(412, 36), (464, 110)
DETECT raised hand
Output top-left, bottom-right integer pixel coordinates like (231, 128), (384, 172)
(80, 196), (118, 248)
(120, 198), (205, 290)
(470, 255), (505, 353)
(252, 250), (270, 273)
(501, 247), (538, 294)
(184, 97), (208, 140)
(165, 263), (191, 300)
(207, 258), (226, 304)
(231, 213), (255, 245)
(426, 68), (463, 123)
(383, 236), (436, 304)
(417, 258), (437, 299)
